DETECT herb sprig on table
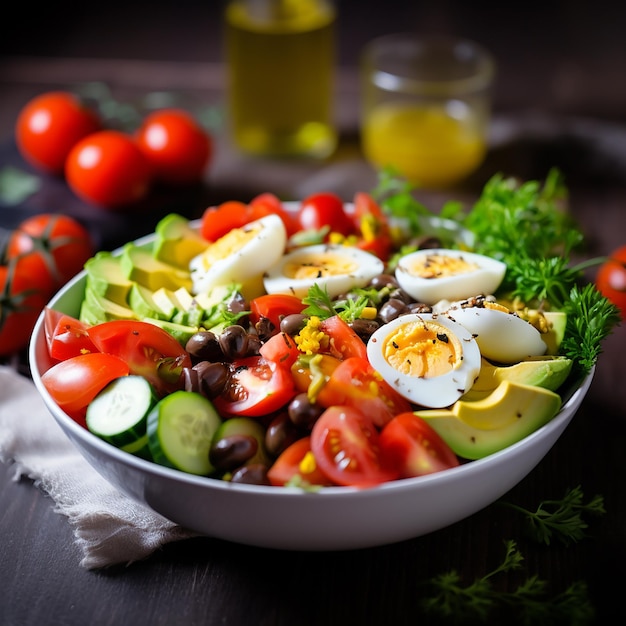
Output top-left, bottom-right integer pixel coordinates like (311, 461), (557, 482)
(371, 169), (622, 378)
(421, 486), (605, 624)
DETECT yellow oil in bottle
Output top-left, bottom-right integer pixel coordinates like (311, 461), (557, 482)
(361, 102), (487, 188)
(225, 0), (337, 158)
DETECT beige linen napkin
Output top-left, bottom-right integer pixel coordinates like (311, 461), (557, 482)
(0, 365), (197, 569)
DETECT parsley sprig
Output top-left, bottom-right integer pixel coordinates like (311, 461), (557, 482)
(422, 540), (595, 625)
(503, 485), (606, 546)
(301, 283), (374, 324)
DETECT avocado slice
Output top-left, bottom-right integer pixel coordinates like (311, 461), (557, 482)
(463, 356), (573, 401)
(416, 380), (562, 460)
(128, 283), (170, 321)
(120, 243), (193, 292)
(142, 318), (199, 346)
(80, 285), (137, 325)
(84, 251), (134, 307)
(153, 214), (209, 268)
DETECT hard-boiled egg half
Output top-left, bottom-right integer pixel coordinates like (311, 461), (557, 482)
(190, 213), (287, 296)
(367, 313), (481, 408)
(263, 244), (385, 299)
(442, 303), (548, 364)
(395, 248), (507, 305)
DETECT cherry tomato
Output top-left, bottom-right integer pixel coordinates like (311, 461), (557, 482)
(267, 436), (335, 487)
(87, 320), (191, 395)
(249, 192), (300, 236)
(316, 357), (412, 428)
(596, 245), (626, 319)
(249, 293), (305, 330)
(319, 315), (368, 361)
(297, 192), (355, 237)
(65, 130), (152, 209)
(40, 352), (130, 424)
(199, 201), (251, 242)
(213, 355), (296, 418)
(136, 108), (212, 185)
(7, 214), (94, 291)
(0, 256), (49, 356)
(43, 308), (96, 362)
(310, 406), (399, 487)
(379, 412), (460, 479)
(15, 91), (101, 175)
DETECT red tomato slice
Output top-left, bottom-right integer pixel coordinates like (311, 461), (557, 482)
(44, 308), (96, 361)
(267, 436), (335, 487)
(40, 352), (130, 424)
(259, 331), (300, 370)
(213, 355), (296, 417)
(319, 315), (368, 361)
(87, 320), (191, 395)
(352, 192), (393, 261)
(379, 412), (460, 478)
(310, 406), (399, 487)
(316, 357), (412, 428)
(249, 293), (305, 330)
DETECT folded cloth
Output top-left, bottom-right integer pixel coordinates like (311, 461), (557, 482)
(0, 366), (197, 569)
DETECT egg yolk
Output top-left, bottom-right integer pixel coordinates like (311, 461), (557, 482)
(382, 319), (463, 378)
(195, 223), (263, 270)
(284, 253), (358, 280)
(405, 253), (479, 279)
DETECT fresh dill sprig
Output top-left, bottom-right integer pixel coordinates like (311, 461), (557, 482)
(503, 485), (606, 546)
(421, 540), (595, 625)
(561, 284), (622, 376)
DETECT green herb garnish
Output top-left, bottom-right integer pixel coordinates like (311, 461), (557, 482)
(421, 540), (595, 624)
(503, 485), (606, 546)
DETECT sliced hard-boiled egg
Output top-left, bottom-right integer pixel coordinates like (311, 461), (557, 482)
(263, 244), (385, 299)
(366, 313), (481, 408)
(443, 304), (548, 364)
(394, 248), (507, 305)
(190, 213), (287, 295)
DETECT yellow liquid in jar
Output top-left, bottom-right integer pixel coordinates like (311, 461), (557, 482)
(362, 102), (487, 188)
(225, 0), (337, 158)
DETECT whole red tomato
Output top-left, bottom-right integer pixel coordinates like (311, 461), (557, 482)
(596, 245), (626, 319)
(297, 192), (355, 237)
(7, 214), (94, 292)
(0, 256), (49, 356)
(65, 130), (152, 209)
(136, 109), (212, 185)
(15, 91), (101, 175)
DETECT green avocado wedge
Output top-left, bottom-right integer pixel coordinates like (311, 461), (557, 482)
(416, 380), (562, 460)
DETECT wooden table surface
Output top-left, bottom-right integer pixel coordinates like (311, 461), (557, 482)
(1, 13), (626, 622)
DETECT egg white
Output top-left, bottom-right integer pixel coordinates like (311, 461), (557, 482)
(443, 306), (548, 364)
(395, 248), (507, 305)
(190, 213), (287, 295)
(367, 313), (481, 408)
(263, 244), (385, 299)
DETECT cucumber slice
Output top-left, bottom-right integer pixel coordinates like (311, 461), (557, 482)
(147, 391), (222, 475)
(86, 375), (157, 448)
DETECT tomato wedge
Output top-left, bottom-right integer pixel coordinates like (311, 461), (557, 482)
(213, 355), (297, 417)
(316, 357), (412, 428)
(379, 412), (460, 478)
(87, 320), (191, 396)
(40, 352), (130, 425)
(310, 406), (399, 487)
(259, 331), (300, 370)
(250, 293), (305, 330)
(319, 315), (368, 361)
(44, 308), (96, 361)
(267, 436), (335, 487)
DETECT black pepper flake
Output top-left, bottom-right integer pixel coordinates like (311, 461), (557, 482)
(392, 341), (399, 349)
(437, 333), (449, 343)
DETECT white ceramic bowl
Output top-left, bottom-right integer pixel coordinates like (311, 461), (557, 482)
(28, 223), (593, 551)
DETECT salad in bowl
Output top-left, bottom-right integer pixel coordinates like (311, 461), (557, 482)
(29, 170), (619, 549)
